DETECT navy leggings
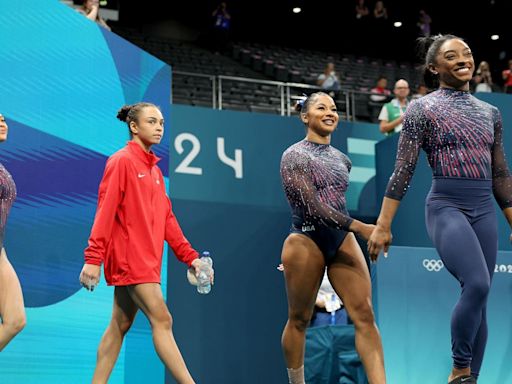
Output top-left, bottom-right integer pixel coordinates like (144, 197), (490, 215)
(425, 178), (497, 378)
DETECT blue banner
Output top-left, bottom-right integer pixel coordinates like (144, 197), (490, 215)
(377, 246), (512, 383)
(0, 1), (171, 382)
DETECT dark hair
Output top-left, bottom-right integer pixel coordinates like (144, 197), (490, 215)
(116, 102), (158, 136)
(416, 34), (462, 89)
(295, 91), (331, 116)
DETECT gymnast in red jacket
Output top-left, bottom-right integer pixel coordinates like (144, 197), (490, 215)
(79, 102), (204, 384)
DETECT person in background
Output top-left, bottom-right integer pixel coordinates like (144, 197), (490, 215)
(317, 62), (341, 98)
(378, 79), (410, 135)
(417, 9), (432, 37)
(373, 1), (388, 20)
(355, 0), (369, 20)
(369, 76), (391, 122)
(310, 269), (347, 326)
(412, 83), (429, 99)
(370, 76), (391, 102)
(78, 0), (111, 31)
(501, 59), (512, 93)
(473, 61), (493, 93)
(210, 2), (232, 53)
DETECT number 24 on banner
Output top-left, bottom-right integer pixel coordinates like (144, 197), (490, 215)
(174, 133), (243, 179)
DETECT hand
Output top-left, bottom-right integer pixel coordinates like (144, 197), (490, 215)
(355, 223), (376, 242)
(79, 263), (101, 291)
(191, 258), (215, 285)
(367, 224), (392, 262)
(315, 297), (326, 309)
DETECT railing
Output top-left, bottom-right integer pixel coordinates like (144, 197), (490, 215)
(173, 71), (387, 122)
(173, 71), (217, 109)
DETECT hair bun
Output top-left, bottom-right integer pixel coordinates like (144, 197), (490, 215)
(116, 105), (131, 122)
(295, 97), (307, 112)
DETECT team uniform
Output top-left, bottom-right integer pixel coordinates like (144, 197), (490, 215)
(0, 163), (16, 250)
(386, 88), (512, 377)
(280, 140), (353, 261)
(85, 141), (198, 286)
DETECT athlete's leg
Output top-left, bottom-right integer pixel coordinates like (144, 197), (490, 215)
(127, 283), (195, 384)
(468, 204), (497, 379)
(281, 234), (325, 383)
(0, 248), (26, 351)
(93, 286), (138, 384)
(327, 233), (386, 384)
(426, 204), (491, 382)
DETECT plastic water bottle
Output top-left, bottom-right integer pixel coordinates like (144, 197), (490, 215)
(197, 251), (213, 294)
(330, 294), (337, 325)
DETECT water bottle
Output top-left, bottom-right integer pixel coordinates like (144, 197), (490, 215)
(197, 251), (213, 294)
(330, 294), (336, 325)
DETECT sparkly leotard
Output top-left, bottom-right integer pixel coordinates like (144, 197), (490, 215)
(0, 162), (16, 250)
(385, 88), (512, 208)
(280, 140), (353, 259)
(385, 88), (512, 376)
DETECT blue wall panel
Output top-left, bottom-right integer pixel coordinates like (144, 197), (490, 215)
(377, 246), (512, 383)
(0, 1), (171, 382)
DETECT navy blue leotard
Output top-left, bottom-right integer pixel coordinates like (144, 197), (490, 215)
(281, 140), (353, 261)
(386, 88), (512, 377)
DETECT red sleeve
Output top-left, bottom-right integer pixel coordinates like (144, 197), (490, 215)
(164, 195), (199, 266)
(84, 156), (127, 265)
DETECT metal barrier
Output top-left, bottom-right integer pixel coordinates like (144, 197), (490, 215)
(173, 71), (386, 122)
(173, 71), (217, 109)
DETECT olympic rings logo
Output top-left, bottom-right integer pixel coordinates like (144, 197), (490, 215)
(422, 259), (444, 272)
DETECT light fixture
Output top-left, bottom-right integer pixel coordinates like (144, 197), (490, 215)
(491, 34), (499, 41)
(393, 21), (402, 28)
(292, 7), (301, 14)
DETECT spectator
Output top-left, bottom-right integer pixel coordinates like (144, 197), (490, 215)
(412, 83), (429, 99)
(501, 59), (512, 94)
(210, 2), (232, 53)
(473, 61), (493, 93)
(317, 62), (341, 97)
(355, 0), (369, 20)
(78, 0), (111, 31)
(369, 76), (391, 123)
(373, 1), (388, 20)
(417, 9), (432, 37)
(369, 76), (391, 102)
(310, 270), (347, 327)
(378, 79), (410, 135)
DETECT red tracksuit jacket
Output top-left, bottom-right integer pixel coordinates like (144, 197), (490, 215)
(84, 141), (198, 285)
